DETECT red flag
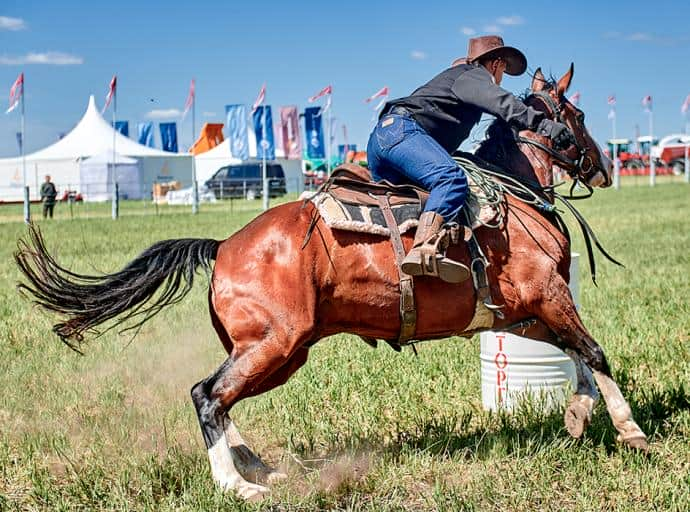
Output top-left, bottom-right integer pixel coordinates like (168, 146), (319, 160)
(252, 83), (266, 113)
(6, 72), (24, 114)
(568, 91), (581, 106)
(642, 95), (652, 111)
(607, 94), (616, 106)
(364, 86), (389, 103)
(182, 79), (195, 119)
(102, 75), (117, 114)
(682, 94), (690, 115)
(308, 85), (332, 103)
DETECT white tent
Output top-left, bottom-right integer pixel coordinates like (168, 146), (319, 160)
(195, 129), (304, 194)
(0, 96), (193, 201)
(79, 152), (142, 201)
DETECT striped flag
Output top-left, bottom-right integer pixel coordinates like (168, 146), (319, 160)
(607, 94), (616, 106)
(102, 75), (117, 114)
(681, 94), (690, 114)
(308, 85), (332, 103)
(182, 79), (195, 119)
(568, 91), (581, 106)
(642, 95), (652, 112)
(364, 86), (389, 103)
(252, 83), (266, 113)
(6, 72), (24, 114)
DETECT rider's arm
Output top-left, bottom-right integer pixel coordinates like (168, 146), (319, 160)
(452, 66), (544, 131)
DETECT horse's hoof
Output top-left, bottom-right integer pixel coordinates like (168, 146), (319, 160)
(266, 470), (288, 484)
(617, 433), (650, 453)
(564, 401), (590, 439)
(237, 482), (270, 502)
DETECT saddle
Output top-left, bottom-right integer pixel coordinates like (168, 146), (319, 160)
(306, 162), (502, 348)
(310, 163), (498, 238)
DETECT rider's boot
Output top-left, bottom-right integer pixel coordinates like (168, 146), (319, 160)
(401, 211), (470, 283)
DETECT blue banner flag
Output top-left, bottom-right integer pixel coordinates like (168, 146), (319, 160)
(304, 107), (325, 159)
(252, 105), (275, 160)
(225, 104), (249, 161)
(159, 122), (178, 152)
(137, 122), (154, 147)
(113, 121), (129, 137)
(16, 132), (22, 153)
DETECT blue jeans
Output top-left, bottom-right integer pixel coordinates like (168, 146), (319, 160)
(367, 114), (468, 222)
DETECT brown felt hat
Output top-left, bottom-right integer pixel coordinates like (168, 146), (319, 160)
(453, 35), (527, 76)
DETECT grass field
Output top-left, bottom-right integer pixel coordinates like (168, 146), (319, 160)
(1, 184), (688, 511)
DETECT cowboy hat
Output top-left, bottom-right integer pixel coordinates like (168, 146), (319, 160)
(453, 35), (527, 76)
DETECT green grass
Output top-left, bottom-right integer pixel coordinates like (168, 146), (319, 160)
(1, 184), (688, 511)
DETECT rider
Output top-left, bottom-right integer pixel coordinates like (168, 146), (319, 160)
(367, 35), (576, 283)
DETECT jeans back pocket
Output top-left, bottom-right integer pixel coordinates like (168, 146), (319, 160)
(375, 115), (405, 151)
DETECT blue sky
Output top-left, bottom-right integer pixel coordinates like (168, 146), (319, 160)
(1, 0), (689, 157)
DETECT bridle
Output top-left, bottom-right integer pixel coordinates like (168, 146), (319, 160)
(517, 90), (602, 197)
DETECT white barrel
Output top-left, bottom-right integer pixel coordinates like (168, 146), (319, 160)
(480, 253), (580, 412)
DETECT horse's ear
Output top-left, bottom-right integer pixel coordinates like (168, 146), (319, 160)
(556, 63), (575, 97)
(531, 68), (546, 92)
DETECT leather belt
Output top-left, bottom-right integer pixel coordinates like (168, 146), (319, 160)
(388, 106), (415, 118)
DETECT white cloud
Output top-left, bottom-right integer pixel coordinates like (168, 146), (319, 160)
(496, 15), (524, 26)
(626, 32), (653, 41)
(0, 51), (83, 65)
(602, 31), (622, 39)
(410, 50), (427, 60)
(0, 16), (26, 31)
(483, 24), (503, 33)
(146, 108), (182, 119)
(203, 111), (217, 117)
(461, 26), (476, 36)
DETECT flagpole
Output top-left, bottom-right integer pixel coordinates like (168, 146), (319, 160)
(21, 81), (29, 224)
(649, 107), (655, 187)
(262, 103), (268, 211)
(612, 107), (620, 190)
(111, 80), (118, 219)
(191, 82), (199, 214)
(685, 117), (690, 183)
(326, 102), (332, 176)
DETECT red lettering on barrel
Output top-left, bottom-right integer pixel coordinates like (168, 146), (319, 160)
(494, 351), (508, 369)
(495, 335), (509, 404)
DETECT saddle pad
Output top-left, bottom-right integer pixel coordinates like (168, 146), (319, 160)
(310, 175), (499, 237)
(310, 192), (421, 237)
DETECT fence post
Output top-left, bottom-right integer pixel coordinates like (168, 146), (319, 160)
(112, 182), (119, 220)
(23, 185), (31, 224)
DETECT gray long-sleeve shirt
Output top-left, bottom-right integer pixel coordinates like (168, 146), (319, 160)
(381, 63), (545, 153)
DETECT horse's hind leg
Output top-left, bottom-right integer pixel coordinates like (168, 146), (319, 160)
(564, 350), (599, 439)
(224, 348), (310, 485)
(523, 272), (648, 451)
(192, 309), (313, 499)
(191, 358), (271, 501)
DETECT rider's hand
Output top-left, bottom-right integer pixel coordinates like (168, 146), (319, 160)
(537, 119), (576, 150)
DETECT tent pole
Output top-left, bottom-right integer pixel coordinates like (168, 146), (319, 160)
(192, 81), (199, 214)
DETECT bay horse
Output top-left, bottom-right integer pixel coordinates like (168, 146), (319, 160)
(16, 65), (648, 501)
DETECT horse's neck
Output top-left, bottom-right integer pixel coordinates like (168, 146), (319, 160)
(506, 137), (554, 190)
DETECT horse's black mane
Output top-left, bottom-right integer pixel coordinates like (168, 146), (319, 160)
(475, 77), (558, 167)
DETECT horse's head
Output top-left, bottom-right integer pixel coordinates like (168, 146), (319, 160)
(527, 64), (613, 188)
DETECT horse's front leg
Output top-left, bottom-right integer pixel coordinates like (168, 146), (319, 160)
(520, 271), (649, 451)
(564, 349), (599, 439)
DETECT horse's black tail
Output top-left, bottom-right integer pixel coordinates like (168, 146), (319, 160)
(15, 224), (219, 353)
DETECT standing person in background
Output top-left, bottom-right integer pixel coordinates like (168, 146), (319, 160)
(40, 174), (57, 219)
